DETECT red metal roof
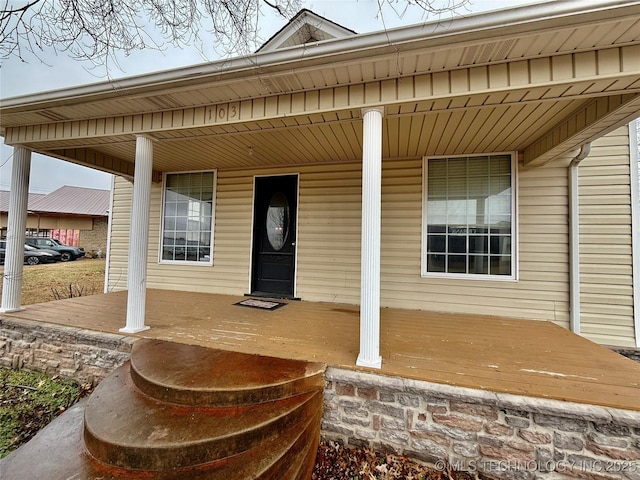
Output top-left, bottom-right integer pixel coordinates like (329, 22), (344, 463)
(0, 191), (46, 212)
(0, 186), (109, 216)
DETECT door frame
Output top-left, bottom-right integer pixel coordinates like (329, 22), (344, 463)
(248, 173), (300, 299)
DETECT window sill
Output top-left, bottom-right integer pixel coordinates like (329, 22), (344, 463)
(159, 260), (213, 267)
(420, 272), (518, 282)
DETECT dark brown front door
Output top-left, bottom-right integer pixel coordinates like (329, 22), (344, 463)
(251, 175), (298, 297)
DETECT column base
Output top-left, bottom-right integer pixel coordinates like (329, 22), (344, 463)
(0, 306), (25, 314)
(119, 325), (150, 334)
(356, 354), (382, 369)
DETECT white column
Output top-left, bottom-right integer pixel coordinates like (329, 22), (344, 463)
(1, 147), (31, 313)
(357, 107), (384, 369)
(120, 135), (153, 333)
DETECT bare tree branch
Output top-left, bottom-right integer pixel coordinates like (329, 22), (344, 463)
(1, 0), (469, 74)
(378, 0), (470, 17)
(1, 0), (302, 68)
(263, 0), (286, 16)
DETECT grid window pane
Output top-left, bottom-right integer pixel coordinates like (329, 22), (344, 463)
(448, 255), (467, 273)
(469, 255), (489, 274)
(468, 176), (489, 196)
(427, 235), (446, 253)
(448, 235), (466, 254)
(425, 155), (513, 276)
(161, 172), (215, 263)
(468, 157), (489, 177)
(448, 177), (467, 199)
(429, 158), (448, 177)
(490, 156), (511, 175)
(469, 235), (488, 255)
(426, 201), (447, 224)
(490, 256), (511, 275)
(427, 177), (447, 197)
(427, 254), (446, 272)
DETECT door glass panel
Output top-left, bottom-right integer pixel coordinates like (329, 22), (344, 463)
(266, 192), (289, 251)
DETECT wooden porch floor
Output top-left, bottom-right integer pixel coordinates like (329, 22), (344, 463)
(3, 289), (640, 411)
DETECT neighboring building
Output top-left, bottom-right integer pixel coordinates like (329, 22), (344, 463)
(1, 2), (640, 362)
(0, 186), (110, 254)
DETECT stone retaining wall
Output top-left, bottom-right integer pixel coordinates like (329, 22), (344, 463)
(1, 317), (639, 479)
(323, 368), (640, 480)
(0, 317), (134, 386)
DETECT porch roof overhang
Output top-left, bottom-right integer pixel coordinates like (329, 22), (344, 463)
(1, 0), (639, 177)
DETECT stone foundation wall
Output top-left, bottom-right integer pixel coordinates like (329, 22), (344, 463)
(611, 347), (640, 364)
(0, 317), (135, 386)
(1, 317), (639, 479)
(323, 368), (640, 480)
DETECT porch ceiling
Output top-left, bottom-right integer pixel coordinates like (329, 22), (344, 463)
(21, 93), (629, 173)
(70, 104), (568, 171)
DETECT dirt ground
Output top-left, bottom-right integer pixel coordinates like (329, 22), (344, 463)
(312, 441), (471, 480)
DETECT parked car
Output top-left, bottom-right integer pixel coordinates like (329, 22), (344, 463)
(0, 241), (59, 265)
(27, 244), (63, 262)
(25, 237), (85, 262)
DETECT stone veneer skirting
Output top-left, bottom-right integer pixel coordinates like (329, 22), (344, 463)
(323, 369), (640, 480)
(0, 317), (134, 386)
(1, 317), (639, 480)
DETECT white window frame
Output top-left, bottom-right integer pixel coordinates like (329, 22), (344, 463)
(159, 169), (217, 266)
(421, 152), (518, 281)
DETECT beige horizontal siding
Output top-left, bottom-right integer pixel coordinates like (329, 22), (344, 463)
(578, 124), (636, 347)
(109, 164), (364, 300)
(145, 170), (252, 295)
(109, 160), (571, 325)
(107, 127), (636, 347)
(106, 177), (133, 292)
(377, 158), (570, 327)
(297, 162), (362, 304)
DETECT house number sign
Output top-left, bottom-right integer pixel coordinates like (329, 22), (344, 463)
(206, 103), (240, 123)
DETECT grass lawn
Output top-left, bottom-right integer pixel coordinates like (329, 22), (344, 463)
(0, 258), (103, 458)
(0, 258), (106, 305)
(0, 368), (88, 458)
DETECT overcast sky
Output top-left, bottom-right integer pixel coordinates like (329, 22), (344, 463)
(0, 0), (541, 194)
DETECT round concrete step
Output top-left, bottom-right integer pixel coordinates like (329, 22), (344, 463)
(129, 338), (325, 406)
(83, 361), (323, 471)
(1, 399), (322, 480)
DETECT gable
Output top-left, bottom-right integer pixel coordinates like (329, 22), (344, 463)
(257, 9), (356, 52)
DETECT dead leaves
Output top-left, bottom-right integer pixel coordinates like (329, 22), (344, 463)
(312, 441), (477, 480)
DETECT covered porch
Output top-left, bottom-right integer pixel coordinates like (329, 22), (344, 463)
(1, 1), (640, 364)
(3, 288), (639, 412)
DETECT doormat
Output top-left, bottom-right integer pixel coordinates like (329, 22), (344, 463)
(234, 298), (287, 310)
